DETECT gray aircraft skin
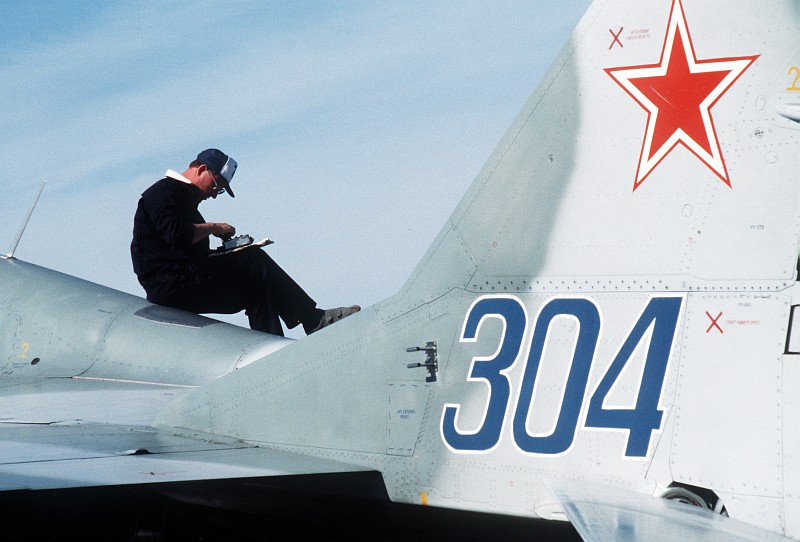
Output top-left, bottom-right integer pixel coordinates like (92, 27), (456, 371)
(2, 1), (800, 540)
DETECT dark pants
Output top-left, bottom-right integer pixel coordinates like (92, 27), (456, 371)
(147, 249), (319, 336)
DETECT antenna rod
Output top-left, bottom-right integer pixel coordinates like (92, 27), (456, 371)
(5, 180), (46, 259)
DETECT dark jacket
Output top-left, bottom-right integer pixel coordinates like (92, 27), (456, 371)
(130, 177), (209, 302)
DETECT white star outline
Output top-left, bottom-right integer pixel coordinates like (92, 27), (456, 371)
(606, 0), (757, 189)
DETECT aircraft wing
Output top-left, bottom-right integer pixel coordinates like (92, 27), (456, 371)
(0, 377), (371, 491)
(550, 481), (794, 542)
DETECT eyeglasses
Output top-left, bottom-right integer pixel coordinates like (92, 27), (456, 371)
(209, 171), (226, 195)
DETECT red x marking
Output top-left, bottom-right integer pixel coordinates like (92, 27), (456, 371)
(609, 27), (624, 50)
(706, 311), (723, 334)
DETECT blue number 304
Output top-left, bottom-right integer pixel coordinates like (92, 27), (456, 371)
(441, 295), (683, 458)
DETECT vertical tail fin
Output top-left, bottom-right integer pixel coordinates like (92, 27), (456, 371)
(399, 0), (800, 308)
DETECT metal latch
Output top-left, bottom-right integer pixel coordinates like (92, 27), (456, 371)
(406, 341), (438, 382)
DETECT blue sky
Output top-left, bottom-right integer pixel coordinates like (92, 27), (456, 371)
(0, 1), (590, 335)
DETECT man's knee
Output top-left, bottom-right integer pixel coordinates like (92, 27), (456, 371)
(233, 249), (276, 280)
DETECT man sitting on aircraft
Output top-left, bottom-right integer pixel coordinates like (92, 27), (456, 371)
(130, 148), (359, 336)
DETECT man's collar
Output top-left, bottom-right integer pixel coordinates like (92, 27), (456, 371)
(165, 169), (193, 185)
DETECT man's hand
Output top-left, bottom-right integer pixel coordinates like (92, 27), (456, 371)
(211, 222), (236, 239)
(193, 222), (235, 244)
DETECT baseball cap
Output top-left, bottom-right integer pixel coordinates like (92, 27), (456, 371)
(196, 148), (237, 197)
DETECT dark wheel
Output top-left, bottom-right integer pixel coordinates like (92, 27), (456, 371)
(661, 487), (711, 509)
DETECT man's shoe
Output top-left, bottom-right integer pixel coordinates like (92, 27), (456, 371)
(308, 305), (361, 334)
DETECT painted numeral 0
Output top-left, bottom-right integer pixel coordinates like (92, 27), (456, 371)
(513, 298), (600, 455)
(441, 295), (682, 458)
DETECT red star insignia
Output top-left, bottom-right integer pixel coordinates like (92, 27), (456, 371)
(605, 0), (758, 190)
